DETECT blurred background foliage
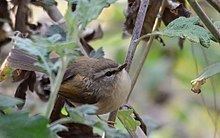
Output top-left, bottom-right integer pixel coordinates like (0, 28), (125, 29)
(1, 0), (220, 137)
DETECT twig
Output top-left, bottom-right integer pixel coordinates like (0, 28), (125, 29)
(31, 2), (66, 30)
(205, 0), (220, 13)
(187, 0), (220, 42)
(45, 56), (69, 119)
(108, 0), (150, 124)
(50, 117), (73, 127)
(127, 0), (167, 102)
(15, 0), (30, 33)
(125, 0), (150, 71)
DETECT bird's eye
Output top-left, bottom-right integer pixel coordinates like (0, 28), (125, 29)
(105, 71), (112, 76)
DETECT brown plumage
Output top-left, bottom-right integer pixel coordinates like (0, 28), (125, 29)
(5, 48), (131, 114)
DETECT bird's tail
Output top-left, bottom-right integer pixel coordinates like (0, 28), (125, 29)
(1, 47), (42, 72)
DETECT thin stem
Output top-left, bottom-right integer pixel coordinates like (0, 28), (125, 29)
(45, 56), (69, 119)
(191, 45), (218, 138)
(49, 117), (73, 127)
(108, 0), (150, 124)
(187, 0), (220, 42)
(134, 32), (160, 45)
(205, 0), (220, 13)
(125, 0), (150, 71)
(31, 2), (66, 30)
(126, 0), (167, 102)
(200, 46), (218, 138)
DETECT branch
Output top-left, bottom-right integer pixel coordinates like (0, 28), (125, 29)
(45, 56), (69, 119)
(108, 0), (150, 124)
(15, 0), (30, 33)
(125, 0), (150, 71)
(205, 0), (220, 13)
(31, 2), (66, 30)
(187, 0), (220, 42)
(127, 0), (167, 102)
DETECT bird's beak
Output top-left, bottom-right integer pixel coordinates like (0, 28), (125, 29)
(116, 63), (127, 72)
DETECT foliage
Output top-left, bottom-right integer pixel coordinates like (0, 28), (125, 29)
(70, 0), (117, 29)
(191, 62), (220, 93)
(0, 112), (54, 138)
(66, 105), (127, 137)
(156, 17), (216, 48)
(0, 94), (23, 110)
(117, 109), (141, 134)
(89, 47), (105, 58)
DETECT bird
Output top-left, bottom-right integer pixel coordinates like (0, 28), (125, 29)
(3, 48), (131, 114)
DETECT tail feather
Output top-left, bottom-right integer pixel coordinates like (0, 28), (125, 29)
(6, 47), (43, 72)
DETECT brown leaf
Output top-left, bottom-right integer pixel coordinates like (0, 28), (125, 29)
(14, 71), (36, 109)
(123, 0), (190, 39)
(162, 1), (190, 26)
(80, 25), (104, 55)
(191, 79), (206, 94)
(57, 123), (101, 138)
(124, 0), (163, 39)
(12, 69), (27, 82)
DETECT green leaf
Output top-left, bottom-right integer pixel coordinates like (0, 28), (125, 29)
(68, 0), (116, 29)
(11, 34), (77, 76)
(66, 105), (126, 137)
(191, 62), (220, 93)
(157, 17), (215, 48)
(0, 112), (54, 138)
(89, 47), (105, 58)
(117, 109), (141, 134)
(0, 94), (23, 110)
(66, 104), (97, 125)
(93, 121), (127, 138)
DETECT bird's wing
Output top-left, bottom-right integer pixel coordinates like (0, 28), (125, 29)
(59, 74), (99, 104)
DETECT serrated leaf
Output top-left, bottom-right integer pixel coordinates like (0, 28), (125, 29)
(191, 62), (220, 93)
(156, 17), (215, 47)
(70, 0), (116, 29)
(117, 109), (141, 134)
(93, 121), (127, 138)
(66, 104), (97, 125)
(0, 94), (23, 110)
(66, 105), (126, 137)
(89, 47), (105, 58)
(0, 112), (54, 138)
(46, 25), (66, 41)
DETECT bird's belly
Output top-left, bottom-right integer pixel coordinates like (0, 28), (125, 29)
(94, 70), (131, 114)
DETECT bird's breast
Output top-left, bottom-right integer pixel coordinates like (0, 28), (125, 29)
(94, 69), (131, 114)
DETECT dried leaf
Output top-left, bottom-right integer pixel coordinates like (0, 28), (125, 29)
(124, 0), (162, 39)
(191, 62), (220, 93)
(162, 1), (190, 26)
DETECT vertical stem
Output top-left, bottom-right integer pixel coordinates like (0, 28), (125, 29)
(15, 0), (30, 33)
(125, 0), (150, 72)
(108, 0), (149, 124)
(205, 0), (220, 13)
(45, 57), (69, 119)
(126, 0), (167, 102)
(187, 0), (220, 42)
